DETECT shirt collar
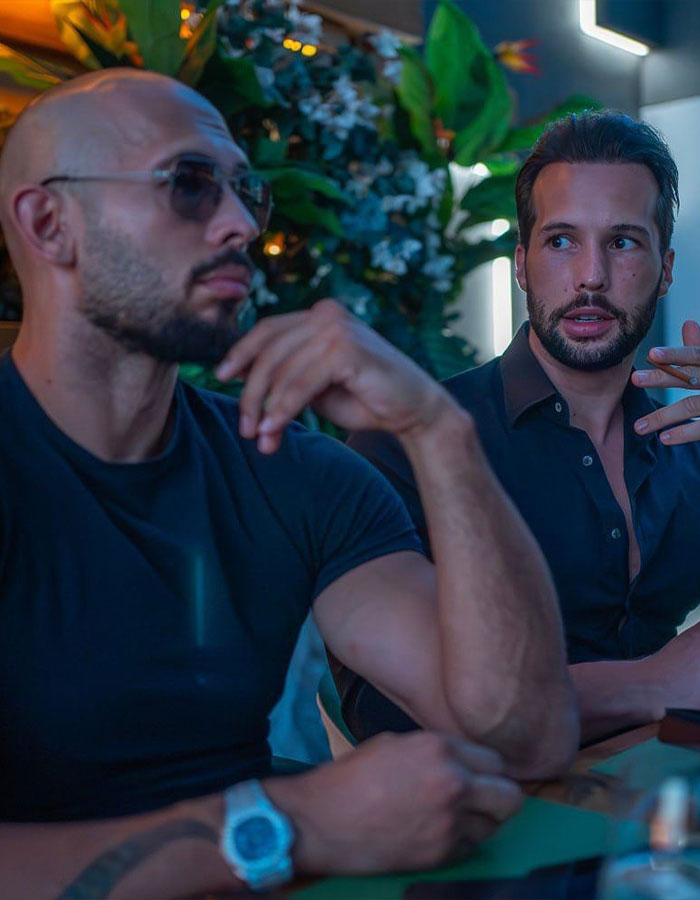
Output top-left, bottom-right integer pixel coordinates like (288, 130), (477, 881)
(499, 323), (658, 439)
(500, 324), (557, 427)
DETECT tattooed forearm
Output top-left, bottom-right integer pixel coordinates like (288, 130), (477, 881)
(56, 819), (218, 900)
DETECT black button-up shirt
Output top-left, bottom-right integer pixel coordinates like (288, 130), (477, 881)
(349, 324), (700, 663)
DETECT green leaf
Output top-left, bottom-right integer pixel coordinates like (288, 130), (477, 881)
(118, 0), (185, 76)
(250, 137), (289, 168)
(262, 167), (349, 204)
(426, 0), (512, 164)
(459, 173), (517, 226)
(454, 231), (518, 275)
(197, 49), (267, 116)
(395, 46), (440, 162)
(177, 0), (224, 87)
(0, 44), (64, 90)
(496, 94), (601, 154)
(273, 198), (344, 236)
(71, 24), (124, 68)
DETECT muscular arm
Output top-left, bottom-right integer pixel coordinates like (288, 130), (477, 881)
(0, 733), (522, 899)
(216, 301), (578, 779)
(0, 794), (234, 900)
(571, 621), (700, 743)
(316, 406), (577, 779)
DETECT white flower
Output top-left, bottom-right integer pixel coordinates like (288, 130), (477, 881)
(381, 59), (403, 84)
(254, 66), (276, 89)
(369, 29), (401, 59)
(371, 238), (422, 275)
(250, 268), (279, 306)
(286, 6), (323, 45)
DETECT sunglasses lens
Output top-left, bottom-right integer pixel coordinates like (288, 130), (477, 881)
(170, 160), (221, 222)
(236, 173), (272, 231)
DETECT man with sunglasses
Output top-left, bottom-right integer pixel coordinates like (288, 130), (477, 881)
(0, 69), (576, 899)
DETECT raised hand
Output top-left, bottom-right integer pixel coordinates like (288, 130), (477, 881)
(215, 300), (455, 454)
(263, 730), (523, 874)
(633, 320), (700, 445)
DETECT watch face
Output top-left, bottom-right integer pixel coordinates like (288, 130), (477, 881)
(233, 815), (278, 862)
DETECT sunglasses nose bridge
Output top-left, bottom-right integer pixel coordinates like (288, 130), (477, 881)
(207, 176), (262, 245)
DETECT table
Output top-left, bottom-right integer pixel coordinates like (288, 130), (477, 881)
(288, 724), (700, 899)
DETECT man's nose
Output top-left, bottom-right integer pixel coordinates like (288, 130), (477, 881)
(575, 243), (608, 293)
(204, 183), (261, 249)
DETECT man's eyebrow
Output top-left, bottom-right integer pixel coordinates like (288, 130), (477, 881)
(538, 222), (578, 234)
(610, 223), (651, 239)
(538, 222), (652, 239)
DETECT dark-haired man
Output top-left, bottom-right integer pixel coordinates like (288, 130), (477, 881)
(0, 69), (577, 899)
(345, 110), (700, 745)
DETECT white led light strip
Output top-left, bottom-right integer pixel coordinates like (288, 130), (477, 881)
(579, 0), (650, 57)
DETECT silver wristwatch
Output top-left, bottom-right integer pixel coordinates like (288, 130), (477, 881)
(220, 779), (295, 891)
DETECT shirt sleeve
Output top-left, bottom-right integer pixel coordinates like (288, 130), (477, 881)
(346, 429), (431, 557)
(291, 428), (426, 599)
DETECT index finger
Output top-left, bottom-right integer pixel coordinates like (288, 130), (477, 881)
(648, 345), (700, 368)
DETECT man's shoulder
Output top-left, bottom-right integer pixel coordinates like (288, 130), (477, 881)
(442, 357), (503, 413)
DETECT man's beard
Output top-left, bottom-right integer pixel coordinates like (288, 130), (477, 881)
(526, 275), (662, 372)
(78, 225), (251, 366)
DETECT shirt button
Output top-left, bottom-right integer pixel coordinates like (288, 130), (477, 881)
(611, 527), (622, 539)
(554, 401), (563, 413)
(582, 455), (594, 467)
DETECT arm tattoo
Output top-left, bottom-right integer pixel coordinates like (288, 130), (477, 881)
(56, 818), (218, 900)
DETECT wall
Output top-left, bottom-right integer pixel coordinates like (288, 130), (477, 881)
(642, 94), (700, 407)
(641, 0), (700, 106)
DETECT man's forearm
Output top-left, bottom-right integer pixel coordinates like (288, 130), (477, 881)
(399, 403), (578, 778)
(570, 658), (664, 744)
(0, 795), (235, 900)
(572, 622), (700, 743)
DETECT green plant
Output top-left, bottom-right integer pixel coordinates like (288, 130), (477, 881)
(0, 0), (598, 405)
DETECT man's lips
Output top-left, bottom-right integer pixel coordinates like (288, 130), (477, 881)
(561, 307), (617, 339)
(196, 266), (251, 299)
(562, 307), (615, 321)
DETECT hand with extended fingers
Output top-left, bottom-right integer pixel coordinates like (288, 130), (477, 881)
(215, 300), (457, 454)
(632, 320), (700, 446)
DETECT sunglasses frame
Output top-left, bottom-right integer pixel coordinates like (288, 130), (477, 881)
(40, 154), (272, 231)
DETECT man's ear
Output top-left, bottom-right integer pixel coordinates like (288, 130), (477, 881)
(515, 244), (527, 293)
(658, 248), (674, 298)
(13, 186), (76, 266)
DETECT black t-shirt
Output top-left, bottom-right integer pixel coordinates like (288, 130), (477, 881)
(0, 354), (421, 821)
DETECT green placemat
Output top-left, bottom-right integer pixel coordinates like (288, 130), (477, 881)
(591, 738), (700, 790)
(291, 796), (632, 900)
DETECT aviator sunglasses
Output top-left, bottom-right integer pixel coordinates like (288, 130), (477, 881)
(40, 154), (272, 231)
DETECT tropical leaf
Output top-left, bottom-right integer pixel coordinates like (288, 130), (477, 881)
(0, 44), (65, 90)
(197, 49), (268, 116)
(395, 46), (440, 162)
(426, 0), (512, 165)
(118, 0), (185, 76)
(273, 198), (344, 237)
(51, 0), (138, 69)
(459, 173), (517, 226)
(454, 231), (518, 275)
(262, 167), (349, 203)
(496, 94), (601, 154)
(177, 0), (225, 87)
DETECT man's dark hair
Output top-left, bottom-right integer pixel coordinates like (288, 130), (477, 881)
(515, 110), (679, 254)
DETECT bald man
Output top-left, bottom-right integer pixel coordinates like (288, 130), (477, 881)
(0, 69), (576, 899)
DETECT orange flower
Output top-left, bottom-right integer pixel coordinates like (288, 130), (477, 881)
(494, 39), (539, 75)
(433, 118), (456, 152)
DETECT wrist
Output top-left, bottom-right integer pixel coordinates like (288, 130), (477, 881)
(397, 398), (477, 457)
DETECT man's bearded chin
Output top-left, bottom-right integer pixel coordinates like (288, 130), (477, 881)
(84, 305), (243, 366)
(526, 277), (662, 372)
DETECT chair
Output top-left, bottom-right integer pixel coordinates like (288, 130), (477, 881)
(316, 667), (356, 759)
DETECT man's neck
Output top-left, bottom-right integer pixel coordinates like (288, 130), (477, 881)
(11, 310), (179, 463)
(527, 327), (633, 446)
